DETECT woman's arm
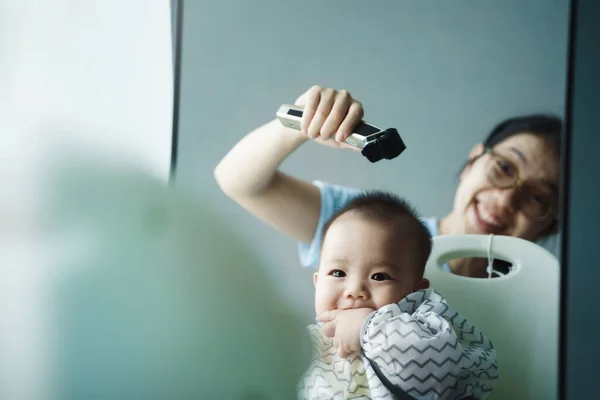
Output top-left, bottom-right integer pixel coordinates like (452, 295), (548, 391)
(214, 86), (364, 243)
(215, 119), (321, 243)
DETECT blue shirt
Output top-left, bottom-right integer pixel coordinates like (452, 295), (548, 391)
(297, 180), (452, 273)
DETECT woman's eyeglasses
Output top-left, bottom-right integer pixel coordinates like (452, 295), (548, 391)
(482, 148), (555, 221)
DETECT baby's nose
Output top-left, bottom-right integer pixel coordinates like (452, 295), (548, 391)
(345, 280), (368, 299)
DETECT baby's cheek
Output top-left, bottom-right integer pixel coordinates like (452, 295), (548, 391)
(375, 287), (408, 308)
(314, 290), (331, 314)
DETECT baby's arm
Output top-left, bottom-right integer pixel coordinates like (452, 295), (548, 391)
(360, 289), (498, 399)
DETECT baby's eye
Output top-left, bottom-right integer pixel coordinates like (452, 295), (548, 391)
(330, 270), (346, 278)
(371, 272), (391, 281)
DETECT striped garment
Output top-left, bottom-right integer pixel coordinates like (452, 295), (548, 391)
(298, 288), (499, 400)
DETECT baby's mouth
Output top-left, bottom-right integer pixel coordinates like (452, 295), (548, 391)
(337, 303), (369, 311)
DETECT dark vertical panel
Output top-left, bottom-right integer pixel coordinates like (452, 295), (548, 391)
(560, 0), (600, 398)
(169, 0), (183, 184)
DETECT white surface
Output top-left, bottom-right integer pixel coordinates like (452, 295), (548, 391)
(0, 2), (174, 399)
(424, 234), (560, 400)
(0, 0), (174, 180)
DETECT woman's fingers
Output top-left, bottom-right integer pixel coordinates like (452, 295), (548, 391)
(320, 90), (353, 141)
(299, 85), (321, 135)
(296, 86), (364, 145)
(307, 88), (336, 139)
(336, 100), (364, 143)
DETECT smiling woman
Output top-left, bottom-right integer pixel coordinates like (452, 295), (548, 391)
(439, 114), (562, 276)
(446, 115), (561, 238)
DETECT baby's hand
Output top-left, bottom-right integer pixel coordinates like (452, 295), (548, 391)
(317, 308), (375, 358)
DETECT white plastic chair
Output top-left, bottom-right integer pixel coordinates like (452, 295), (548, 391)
(423, 234), (559, 400)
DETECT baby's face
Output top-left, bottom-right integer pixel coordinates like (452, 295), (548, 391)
(314, 213), (427, 316)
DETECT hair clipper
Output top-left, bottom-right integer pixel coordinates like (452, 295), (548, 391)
(276, 104), (406, 163)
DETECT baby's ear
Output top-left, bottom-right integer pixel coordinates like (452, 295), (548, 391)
(313, 272), (319, 287)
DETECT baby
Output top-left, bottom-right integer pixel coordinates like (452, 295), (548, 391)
(298, 191), (499, 400)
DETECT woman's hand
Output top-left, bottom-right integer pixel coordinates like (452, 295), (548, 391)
(294, 85), (364, 151)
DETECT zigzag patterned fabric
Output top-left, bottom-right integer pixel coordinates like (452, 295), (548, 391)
(298, 288), (499, 400)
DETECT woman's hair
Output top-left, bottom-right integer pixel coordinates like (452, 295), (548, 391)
(459, 114), (563, 176)
(482, 114), (562, 156)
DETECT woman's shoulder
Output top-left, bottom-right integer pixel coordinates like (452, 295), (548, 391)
(312, 180), (363, 197)
(311, 180), (363, 211)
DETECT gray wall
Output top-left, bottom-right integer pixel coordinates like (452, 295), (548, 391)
(175, 0), (570, 319)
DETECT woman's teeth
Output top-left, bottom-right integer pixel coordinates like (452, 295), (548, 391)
(478, 204), (502, 227)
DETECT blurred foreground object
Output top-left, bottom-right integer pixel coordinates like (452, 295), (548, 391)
(1, 147), (310, 400)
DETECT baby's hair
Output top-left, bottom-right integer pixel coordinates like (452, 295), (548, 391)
(321, 190), (432, 278)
